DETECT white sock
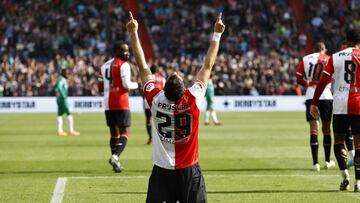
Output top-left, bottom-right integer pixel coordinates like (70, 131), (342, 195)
(57, 116), (63, 132)
(112, 154), (119, 160)
(341, 169), (350, 179)
(67, 115), (74, 132)
(211, 111), (219, 123)
(205, 111), (210, 123)
(349, 150), (355, 161)
(356, 180), (360, 186)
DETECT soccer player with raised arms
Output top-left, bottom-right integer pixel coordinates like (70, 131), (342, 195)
(127, 11), (225, 203)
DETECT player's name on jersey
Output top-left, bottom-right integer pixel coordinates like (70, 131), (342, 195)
(157, 102), (189, 111)
(338, 52), (360, 57)
(0, 101), (35, 109)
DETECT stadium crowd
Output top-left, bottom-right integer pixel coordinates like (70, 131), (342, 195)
(0, 0), (359, 96)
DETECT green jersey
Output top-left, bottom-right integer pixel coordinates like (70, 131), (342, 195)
(206, 80), (215, 100)
(54, 76), (68, 100)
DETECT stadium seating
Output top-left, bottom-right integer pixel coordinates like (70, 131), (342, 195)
(0, 0), (358, 96)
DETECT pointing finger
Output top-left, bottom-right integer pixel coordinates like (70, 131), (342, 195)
(129, 11), (134, 20)
(217, 12), (222, 21)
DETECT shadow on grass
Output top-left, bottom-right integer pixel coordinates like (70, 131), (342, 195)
(102, 189), (338, 195)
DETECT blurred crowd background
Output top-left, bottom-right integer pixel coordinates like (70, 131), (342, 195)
(0, 0), (359, 97)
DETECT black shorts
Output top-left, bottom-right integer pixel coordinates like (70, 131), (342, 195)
(146, 163), (207, 203)
(305, 100), (332, 122)
(105, 110), (131, 127)
(333, 115), (360, 134)
(145, 109), (152, 118)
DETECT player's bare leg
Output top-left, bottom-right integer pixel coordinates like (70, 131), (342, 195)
(309, 120), (320, 171)
(333, 133), (350, 191)
(322, 121), (335, 169)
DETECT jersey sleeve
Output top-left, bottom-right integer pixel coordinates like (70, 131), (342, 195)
(97, 67), (104, 93)
(55, 79), (67, 98)
(296, 60), (308, 87)
(189, 80), (207, 108)
(296, 60), (305, 77)
(323, 56), (334, 76)
(143, 80), (161, 108)
(120, 62), (139, 90)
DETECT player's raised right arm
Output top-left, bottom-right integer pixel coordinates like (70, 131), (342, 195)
(126, 12), (153, 85)
(196, 13), (225, 86)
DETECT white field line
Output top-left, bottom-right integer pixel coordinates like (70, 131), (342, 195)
(50, 177), (67, 203)
(49, 174), (349, 203)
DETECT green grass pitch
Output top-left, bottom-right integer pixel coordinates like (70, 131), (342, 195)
(0, 112), (359, 203)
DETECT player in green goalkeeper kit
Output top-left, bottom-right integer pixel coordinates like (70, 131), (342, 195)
(204, 75), (221, 125)
(54, 68), (80, 136)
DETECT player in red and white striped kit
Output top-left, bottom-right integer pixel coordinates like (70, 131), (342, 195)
(98, 42), (139, 173)
(296, 42), (335, 171)
(144, 65), (166, 145)
(311, 28), (360, 192)
(127, 12), (225, 203)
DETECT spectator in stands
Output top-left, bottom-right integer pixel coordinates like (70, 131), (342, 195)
(0, 0), (358, 97)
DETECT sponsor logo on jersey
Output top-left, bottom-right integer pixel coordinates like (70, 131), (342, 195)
(146, 83), (155, 92)
(112, 61), (119, 67)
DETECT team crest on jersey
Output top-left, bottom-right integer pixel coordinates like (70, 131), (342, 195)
(146, 83), (155, 92)
(112, 61), (119, 67)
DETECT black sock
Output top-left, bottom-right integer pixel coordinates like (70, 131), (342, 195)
(355, 149), (360, 180)
(345, 130), (354, 151)
(146, 123), (152, 139)
(334, 144), (347, 170)
(310, 135), (319, 165)
(115, 136), (128, 156)
(323, 135), (331, 162)
(110, 137), (121, 155)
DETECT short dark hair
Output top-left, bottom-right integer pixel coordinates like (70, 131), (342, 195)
(150, 65), (157, 74)
(314, 42), (326, 52)
(113, 42), (125, 53)
(346, 28), (360, 45)
(164, 74), (185, 102)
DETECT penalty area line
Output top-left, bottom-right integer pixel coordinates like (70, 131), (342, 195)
(50, 177), (67, 203)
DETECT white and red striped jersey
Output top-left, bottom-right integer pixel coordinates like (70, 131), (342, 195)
(143, 80), (206, 170)
(296, 53), (333, 100)
(323, 48), (360, 114)
(99, 58), (138, 110)
(144, 73), (166, 109)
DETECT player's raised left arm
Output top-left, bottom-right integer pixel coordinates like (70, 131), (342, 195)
(196, 13), (225, 86)
(126, 12), (153, 85)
